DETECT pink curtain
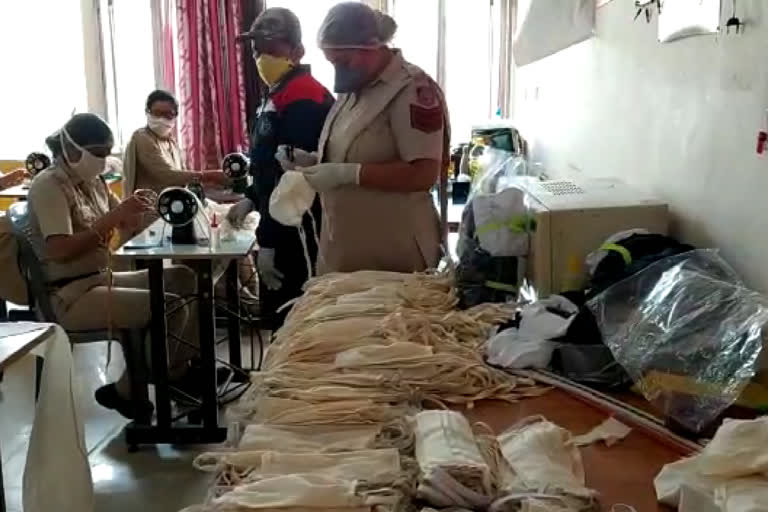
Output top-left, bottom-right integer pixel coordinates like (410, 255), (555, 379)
(177, 0), (248, 170)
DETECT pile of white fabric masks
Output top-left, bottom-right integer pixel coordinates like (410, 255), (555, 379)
(655, 416), (768, 511)
(181, 271), (552, 512)
(414, 410), (599, 512)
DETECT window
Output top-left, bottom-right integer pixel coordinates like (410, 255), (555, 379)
(98, 0), (157, 150)
(390, 0), (439, 79)
(391, 0), (497, 144)
(0, 0), (88, 158)
(443, 0), (495, 143)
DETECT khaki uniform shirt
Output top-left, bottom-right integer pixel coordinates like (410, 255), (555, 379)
(123, 127), (186, 196)
(28, 163), (118, 285)
(317, 50), (450, 274)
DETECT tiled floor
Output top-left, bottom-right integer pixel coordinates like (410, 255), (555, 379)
(0, 331), (263, 511)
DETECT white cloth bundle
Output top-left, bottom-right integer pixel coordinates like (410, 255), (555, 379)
(495, 417), (597, 510)
(239, 424), (380, 453)
(654, 417), (768, 512)
(195, 449), (400, 482)
(269, 171), (316, 227)
(413, 411), (493, 508)
(213, 474), (364, 509)
(335, 342), (435, 368)
(696, 417), (768, 478)
(269, 170), (320, 278)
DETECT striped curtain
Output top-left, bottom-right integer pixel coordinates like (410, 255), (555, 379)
(151, 0), (177, 94)
(177, 0), (249, 170)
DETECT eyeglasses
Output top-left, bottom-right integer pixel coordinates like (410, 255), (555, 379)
(147, 109), (178, 120)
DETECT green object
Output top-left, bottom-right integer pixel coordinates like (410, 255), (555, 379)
(601, 243), (632, 265)
(476, 215), (536, 237)
(485, 280), (518, 293)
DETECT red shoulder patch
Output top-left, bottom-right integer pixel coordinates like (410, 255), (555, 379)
(410, 104), (443, 133)
(416, 86), (437, 107)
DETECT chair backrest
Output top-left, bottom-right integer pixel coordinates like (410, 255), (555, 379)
(8, 202), (59, 323)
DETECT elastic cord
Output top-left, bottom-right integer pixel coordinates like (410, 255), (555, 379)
(307, 208), (322, 273)
(297, 226), (313, 280)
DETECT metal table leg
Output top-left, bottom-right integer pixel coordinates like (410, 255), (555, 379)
(124, 259), (226, 447)
(147, 260), (171, 428)
(225, 260), (242, 369)
(196, 260), (218, 428)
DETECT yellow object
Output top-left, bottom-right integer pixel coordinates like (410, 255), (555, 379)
(639, 371), (768, 410)
(256, 55), (295, 86)
(108, 177), (123, 199)
(0, 160), (25, 173)
(601, 242), (632, 265)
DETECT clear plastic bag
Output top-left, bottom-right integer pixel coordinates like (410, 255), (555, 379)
(467, 149), (530, 204)
(456, 152), (535, 308)
(587, 250), (768, 433)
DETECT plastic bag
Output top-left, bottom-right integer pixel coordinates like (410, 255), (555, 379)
(456, 154), (533, 308)
(467, 150), (529, 204)
(588, 250), (768, 433)
(486, 332), (556, 370)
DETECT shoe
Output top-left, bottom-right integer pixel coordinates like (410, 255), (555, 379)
(95, 384), (154, 421)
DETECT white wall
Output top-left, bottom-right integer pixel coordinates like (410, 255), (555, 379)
(514, 0), (768, 292)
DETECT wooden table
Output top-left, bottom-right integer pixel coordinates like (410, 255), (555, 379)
(464, 391), (684, 511)
(0, 323), (51, 512)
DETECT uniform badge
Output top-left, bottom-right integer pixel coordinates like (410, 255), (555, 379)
(410, 104), (443, 134)
(416, 85), (437, 107)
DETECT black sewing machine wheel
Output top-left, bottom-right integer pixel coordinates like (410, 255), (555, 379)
(25, 152), (51, 176)
(222, 152), (250, 179)
(157, 187), (198, 226)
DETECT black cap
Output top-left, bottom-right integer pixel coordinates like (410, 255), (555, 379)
(237, 7), (302, 51)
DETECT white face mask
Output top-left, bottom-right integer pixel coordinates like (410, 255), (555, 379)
(147, 114), (175, 138)
(269, 171), (316, 227)
(60, 128), (107, 182)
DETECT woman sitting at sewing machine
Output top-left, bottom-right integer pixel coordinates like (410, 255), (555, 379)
(27, 113), (204, 420)
(122, 89), (229, 196)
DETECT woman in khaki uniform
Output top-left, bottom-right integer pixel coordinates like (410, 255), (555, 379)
(122, 90), (227, 196)
(28, 114), (204, 420)
(279, 2), (450, 274)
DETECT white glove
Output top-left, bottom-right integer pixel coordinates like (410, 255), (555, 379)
(227, 198), (254, 228)
(301, 163), (361, 192)
(275, 145), (318, 171)
(257, 248), (284, 291)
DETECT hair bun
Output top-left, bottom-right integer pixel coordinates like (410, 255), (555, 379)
(375, 12), (397, 43)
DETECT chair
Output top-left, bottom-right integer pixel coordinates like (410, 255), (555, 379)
(7, 202), (150, 418)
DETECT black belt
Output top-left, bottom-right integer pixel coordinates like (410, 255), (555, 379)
(49, 271), (101, 289)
